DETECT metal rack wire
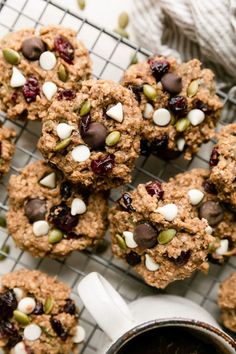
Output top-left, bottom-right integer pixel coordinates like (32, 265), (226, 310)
(0, 0), (236, 352)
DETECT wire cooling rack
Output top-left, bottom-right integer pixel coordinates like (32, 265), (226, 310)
(0, 0), (236, 352)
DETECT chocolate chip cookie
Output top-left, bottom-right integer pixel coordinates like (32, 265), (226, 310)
(218, 272), (236, 333)
(0, 124), (16, 177)
(0, 26), (91, 120)
(122, 56), (222, 159)
(0, 269), (83, 353)
(109, 181), (214, 289)
(168, 169), (236, 262)
(7, 160), (108, 258)
(38, 80), (142, 190)
(209, 123), (236, 208)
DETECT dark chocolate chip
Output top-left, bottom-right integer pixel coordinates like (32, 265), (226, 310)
(21, 37), (45, 60)
(60, 181), (72, 200)
(161, 73), (182, 94)
(63, 299), (76, 315)
(125, 251), (141, 266)
(133, 223), (158, 249)
(202, 180), (217, 195)
(199, 201), (224, 226)
(82, 122), (108, 149)
(24, 198), (47, 223)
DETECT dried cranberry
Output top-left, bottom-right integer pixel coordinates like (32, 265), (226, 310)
(140, 139), (151, 156)
(48, 203), (79, 233)
(125, 251), (141, 266)
(60, 181), (72, 199)
(0, 289), (17, 319)
(91, 154), (115, 175)
(32, 301), (44, 315)
(145, 181), (164, 199)
(50, 318), (68, 341)
(193, 99), (211, 114)
(57, 89), (76, 101)
(148, 59), (170, 81)
(54, 35), (74, 64)
(80, 115), (91, 137)
(11, 92), (18, 103)
(168, 96), (187, 116)
(209, 148), (219, 167)
(169, 250), (191, 266)
(63, 299), (76, 315)
(0, 141), (2, 156)
(127, 85), (143, 103)
(22, 77), (40, 103)
(118, 192), (136, 212)
(202, 180), (217, 195)
(0, 321), (22, 348)
(151, 134), (168, 154)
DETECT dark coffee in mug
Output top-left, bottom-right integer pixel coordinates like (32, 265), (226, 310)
(117, 326), (227, 354)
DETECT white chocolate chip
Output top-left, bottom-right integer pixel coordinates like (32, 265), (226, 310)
(176, 137), (185, 151)
(187, 189), (204, 205)
(56, 123), (73, 140)
(153, 108), (171, 126)
(32, 220), (49, 237)
(145, 254), (160, 271)
(39, 51), (57, 71)
(39, 172), (56, 189)
(155, 203), (178, 221)
(73, 325), (86, 343)
(24, 324), (42, 341)
(215, 239), (229, 256)
(143, 103), (154, 119)
(13, 341), (28, 354)
(18, 297), (36, 314)
(42, 81), (57, 101)
(106, 102), (123, 122)
(71, 145), (90, 162)
(71, 198), (86, 215)
(187, 109), (205, 126)
(205, 225), (213, 235)
(123, 231), (137, 248)
(13, 287), (24, 301)
(10, 67), (26, 88)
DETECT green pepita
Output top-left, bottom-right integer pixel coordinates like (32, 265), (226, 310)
(2, 48), (20, 65)
(175, 118), (190, 132)
(116, 234), (127, 250)
(13, 310), (30, 326)
(77, 0), (85, 10)
(54, 138), (71, 152)
(0, 244), (10, 261)
(0, 215), (6, 228)
(80, 100), (91, 116)
(57, 64), (68, 82)
(208, 237), (220, 252)
(130, 53), (138, 65)
(48, 228), (64, 244)
(158, 229), (176, 245)
(44, 295), (54, 314)
(114, 28), (129, 39)
(118, 12), (129, 29)
(187, 79), (199, 98)
(94, 239), (109, 254)
(105, 131), (121, 147)
(143, 84), (157, 101)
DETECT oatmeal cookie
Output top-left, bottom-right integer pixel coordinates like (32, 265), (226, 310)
(209, 123), (236, 208)
(0, 124), (15, 177)
(168, 169), (236, 262)
(0, 269), (82, 354)
(38, 80), (142, 190)
(109, 181), (213, 289)
(122, 56), (222, 159)
(0, 26), (91, 120)
(218, 272), (236, 333)
(7, 160), (108, 258)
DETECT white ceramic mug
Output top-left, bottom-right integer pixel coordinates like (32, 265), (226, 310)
(78, 272), (236, 353)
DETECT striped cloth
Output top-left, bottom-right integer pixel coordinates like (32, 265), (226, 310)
(131, 0), (236, 87)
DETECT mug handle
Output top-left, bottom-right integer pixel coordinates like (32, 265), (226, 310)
(77, 272), (135, 341)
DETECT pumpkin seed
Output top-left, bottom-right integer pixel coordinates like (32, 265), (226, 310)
(158, 229), (176, 245)
(13, 310), (30, 326)
(54, 138), (71, 152)
(57, 64), (68, 82)
(118, 12), (129, 29)
(94, 239), (109, 254)
(0, 215), (6, 228)
(187, 79), (199, 98)
(105, 131), (121, 147)
(44, 296), (54, 314)
(80, 100), (91, 116)
(130, 53), (138, 65)
(77, 0), (85, 10)
(116, 234), (127, 250)
(143, 84), (157, 101)
(114, 28), (129, 39)
(175, 118), (190, 132)
(0, 244), (10, 261)
(2, 48), (20, 65)
(48, 228), (63, 244)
